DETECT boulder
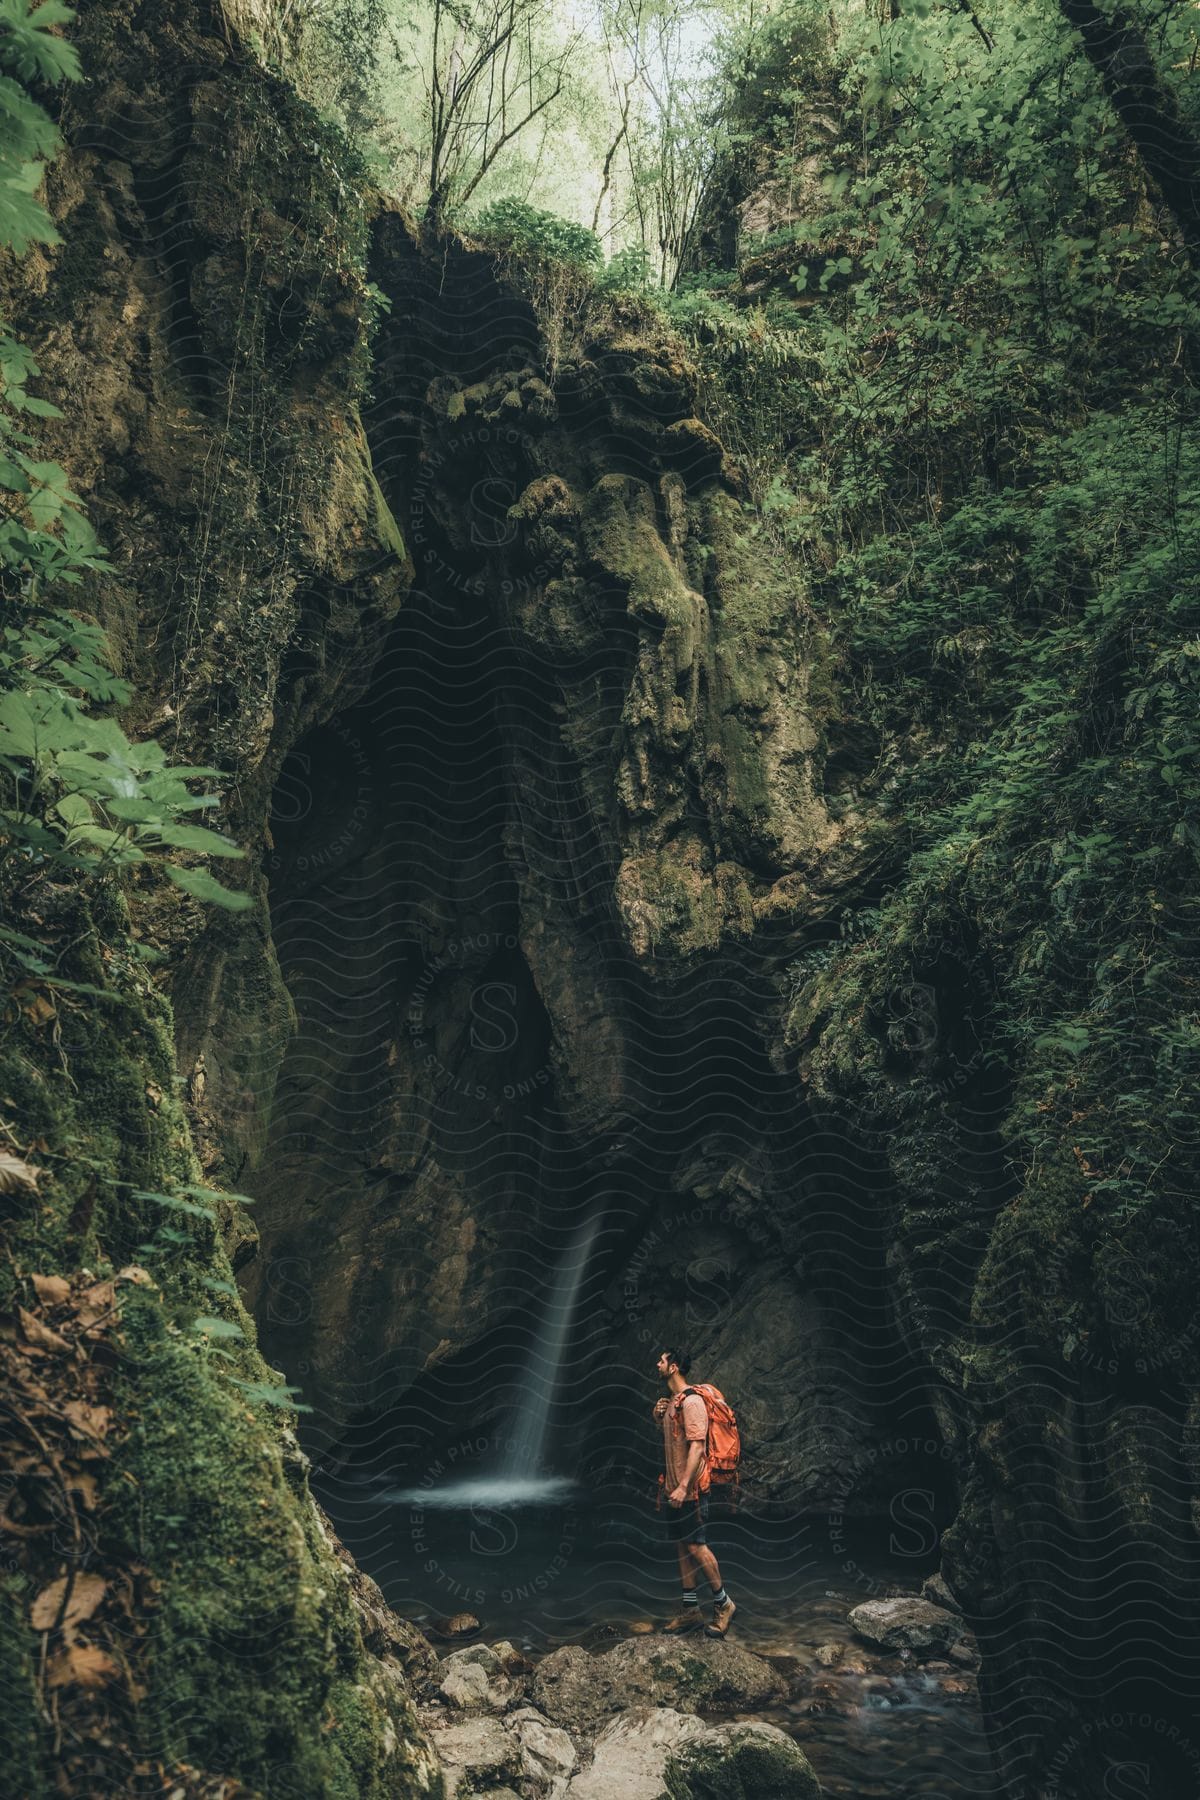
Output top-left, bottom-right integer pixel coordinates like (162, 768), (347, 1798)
(532, 1636), (786, 1733)
(508, 1705), (578, 1795)
(437, 1644), (519, 1712)
(564, 1709), (821, 1800)
(848, 1597), (960, 1657)
(671, 1720), (823, 1799)
(813, 1643), (843, 1668)
(433, 1716), (524, 1798)
(566, 1707), (713, 1800)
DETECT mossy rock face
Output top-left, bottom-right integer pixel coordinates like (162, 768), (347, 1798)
(0, 873), (439, 1796)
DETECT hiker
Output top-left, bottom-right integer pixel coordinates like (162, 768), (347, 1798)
(653, 1346), (736, 1637)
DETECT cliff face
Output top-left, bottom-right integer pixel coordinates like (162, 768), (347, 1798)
(0, 2), (435, 1792)
(7, 1), (1197, 1796)
(235, 220), (922, 1520)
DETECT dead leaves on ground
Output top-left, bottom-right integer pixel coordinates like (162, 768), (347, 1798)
(2, 1265), (158, 1790)
(29, 1569), (108, 1634)
(4, 1266), (253, 1795)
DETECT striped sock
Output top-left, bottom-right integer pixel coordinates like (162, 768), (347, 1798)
(710, 1586), (729, 1606)
(681, 1588), (700, 1606)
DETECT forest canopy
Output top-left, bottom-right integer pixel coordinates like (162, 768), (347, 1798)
(284, 0), (1200, 287)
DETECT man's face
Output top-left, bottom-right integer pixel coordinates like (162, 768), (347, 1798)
(656, 1351), (672, 1381)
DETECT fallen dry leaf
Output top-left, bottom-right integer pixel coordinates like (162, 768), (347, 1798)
(19, 991), (56, 1026)
(17, 1307), (70, 1354)
(66, 1471), (100, 1510)
(62, 1400), (112, 1439)
(116, 1265), (154, 1287)
(46, 1642), (119, 1690)
(30, 1273), (70, 1306)
(30, 1570), (107, 1636)
(0, 1151), (41, 1194)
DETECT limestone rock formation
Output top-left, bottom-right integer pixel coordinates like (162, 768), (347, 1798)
(848, 1597), (962, 1657)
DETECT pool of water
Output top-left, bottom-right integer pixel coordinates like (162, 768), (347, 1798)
(320, 1473), (997, 1797)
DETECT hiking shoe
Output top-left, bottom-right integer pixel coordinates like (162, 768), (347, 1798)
(662, 1610), (705, 1634)
(705, 1598), (737, 1638)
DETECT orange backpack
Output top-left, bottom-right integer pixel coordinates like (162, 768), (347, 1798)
(660, 1383), (741, 1498)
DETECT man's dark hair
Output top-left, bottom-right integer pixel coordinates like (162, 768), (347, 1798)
(662, 1347), (692, 1377)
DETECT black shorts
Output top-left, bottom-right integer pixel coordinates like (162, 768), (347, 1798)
(664, 1493), (709, 1545)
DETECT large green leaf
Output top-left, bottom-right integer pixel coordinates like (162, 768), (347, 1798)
(165, 864), (254, 910)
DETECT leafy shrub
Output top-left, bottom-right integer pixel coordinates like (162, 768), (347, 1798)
(468, 196), (602, 271)
(599, 242), (656, 293)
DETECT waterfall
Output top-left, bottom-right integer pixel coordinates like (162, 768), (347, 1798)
(499, 1212), (600, 1481)
(379, 1212), (599, 1508)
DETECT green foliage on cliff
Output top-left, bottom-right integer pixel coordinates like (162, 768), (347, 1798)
(675, 0), (1200, 1373)
(0, 4), (252, 945)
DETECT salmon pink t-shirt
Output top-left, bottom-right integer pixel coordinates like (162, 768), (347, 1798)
(663, 1390), (708, 1496)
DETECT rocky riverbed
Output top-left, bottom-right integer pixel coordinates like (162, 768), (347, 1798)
(387, 1588), (988, 1799)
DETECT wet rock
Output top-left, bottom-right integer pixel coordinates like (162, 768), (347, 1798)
(532, 1636), (786, 1734)
(432, 1716), (524, 1798)
(848, 1597), (960, 1657)
(813, 1642), (844, 1668)
(921, 1571), (963, 1614)
(434, 1612), (484, 1640)
(491, 1638), (535, 1676)
(508, 1705), (578, 1794)
(762, 1653), (804, 1687)
(939, 1677), (973, 1698)
(948, 1638), (981, 1669)
(605, 1633), (788, 1712)
(628, 1621), (655, 1635)
(437, 1644), (519, 1712)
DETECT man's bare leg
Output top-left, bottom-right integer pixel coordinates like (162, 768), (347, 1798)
(687, 1541), (722, 1591)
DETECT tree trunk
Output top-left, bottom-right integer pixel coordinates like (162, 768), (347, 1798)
(1057, 0), (1200, 268)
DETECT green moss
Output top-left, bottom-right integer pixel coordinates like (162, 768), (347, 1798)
(0, 1575), (47, 1799)
(107, 1291), (422, 1796)
(583, 475), (697, 630)
(0, 889), (432, 1797)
